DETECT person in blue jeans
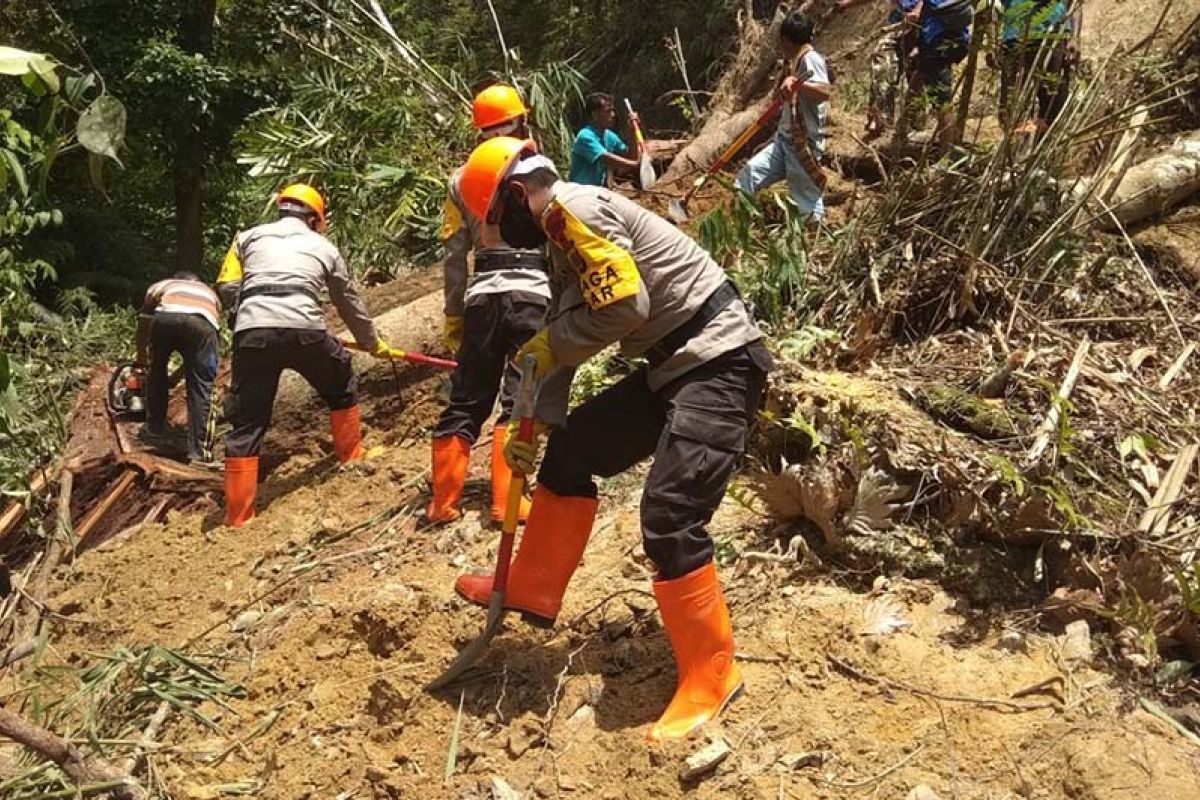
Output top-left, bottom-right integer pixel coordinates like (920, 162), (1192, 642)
(135, 272), (222, 467)
(735, 11), (831, 221)
(568, 92), (642, 187)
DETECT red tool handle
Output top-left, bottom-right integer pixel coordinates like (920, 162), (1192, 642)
(491, 355), (538, 593)
(341, 340), (457, 370)
(400, 351), (458, 370)
(682, 97), (784, 204)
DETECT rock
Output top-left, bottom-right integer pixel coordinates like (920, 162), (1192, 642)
(531, 775), (555, 798)
(778, 751), (824, 770)
(231, 610), (264, 632)
(506, 720), (541, 758)
(490, 776), (521, 800)
(1061, 619), (1093, 664)
(906, 785), (942, 800)
(564, 704), (595, 735)
(996, 630), (1026, 653)
(680, 737), (732, 782)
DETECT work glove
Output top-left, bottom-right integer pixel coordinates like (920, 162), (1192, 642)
(443, 315), (464, 353)
(515, 328), (556, 379)
(372, 339), (406, 360)
(503, 421), (548, 475)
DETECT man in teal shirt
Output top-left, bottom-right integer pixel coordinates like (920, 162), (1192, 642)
(568, 92), (642, 186)
(999, 0), (1082, 136)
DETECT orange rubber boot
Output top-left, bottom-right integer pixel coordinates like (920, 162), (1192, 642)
(648, 561), (744, 741)
(426, 436), (471, 524)
(490, 423), (531, 525)
(330, 405), (364, 463)
(454, 485), (596, 626)
(224, 456), (259, 527)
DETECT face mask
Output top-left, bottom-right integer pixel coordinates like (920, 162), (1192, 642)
(496, 185), (546, 249)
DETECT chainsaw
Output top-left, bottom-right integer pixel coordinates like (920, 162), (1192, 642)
(107, 362), (148, 419)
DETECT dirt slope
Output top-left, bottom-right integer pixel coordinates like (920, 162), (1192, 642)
(23, 282), (1200, 800)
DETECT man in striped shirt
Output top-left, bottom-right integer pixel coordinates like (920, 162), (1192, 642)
(136, 272), (222, 466)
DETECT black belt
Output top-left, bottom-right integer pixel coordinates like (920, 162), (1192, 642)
(239, 283), (322, 304)
(645, 281), (741, 368)
(474, 250), (547, 274)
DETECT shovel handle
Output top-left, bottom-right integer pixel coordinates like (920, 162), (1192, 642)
(492, 354), (539, 593)
(623, 98), (645, 145)
(682, 96), (785, 204)
(341, 340), (458, 370)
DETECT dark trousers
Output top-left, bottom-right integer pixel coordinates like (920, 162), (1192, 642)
(146, 312), (219, 461)
(434, 292), (548, 442)
(225, 328), (356, 458)
(999, 40), (1073, 127)
(538, 341), (771, 580)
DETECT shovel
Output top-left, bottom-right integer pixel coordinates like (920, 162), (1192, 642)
(341, 339), (458, 371)
(427, 354), (539, 690)
(667, 96), (785, 224)
(623, 98), (657, 190)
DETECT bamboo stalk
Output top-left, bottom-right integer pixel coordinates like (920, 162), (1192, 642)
(1026, 339), (1090, 465)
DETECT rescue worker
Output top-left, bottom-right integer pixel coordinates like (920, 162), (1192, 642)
(216, 183), (401, 527)
(895, 0), (974, 147)
(430, 83), (551, 526)
(452, 137), (772, 741)
(568, 92), (642, 187)
(135, 271), (221, 466)
(998, 0), (1083, 136)
(735, 11), (831, 221)
(836, 0), (908, 139)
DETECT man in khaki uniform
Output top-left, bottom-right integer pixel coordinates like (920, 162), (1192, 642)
(451, 137), (772, 742)
(431, 84), (550, 526)
(216, 183), (400, 527)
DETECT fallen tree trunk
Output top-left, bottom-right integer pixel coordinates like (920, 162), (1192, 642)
(659, 2), (791, 187)
(0, 707), (147, 800)
(1098, 129), (1200, 229)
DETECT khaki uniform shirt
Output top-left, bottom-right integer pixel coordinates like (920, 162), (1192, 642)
(442, 168), (551, 317)
(216, 216), (379, 350)
(535, 182), (762, 425)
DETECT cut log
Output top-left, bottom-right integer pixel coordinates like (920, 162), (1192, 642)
(1098, 130), (1200, 229)
(70, 469), (137, 556)
(0, 470), (52, 545)
(659, 3), (791, 188)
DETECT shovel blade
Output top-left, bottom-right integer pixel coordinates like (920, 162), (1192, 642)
(640, 157), (657, 190)
(667, 198), (689, 225)
(427, 592), (507, 690)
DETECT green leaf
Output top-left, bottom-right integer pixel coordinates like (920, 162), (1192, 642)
(1, 148), (28, 197)
(0, 47), (56, 82)
(0, 352), (10, 392)
(77, 95), (127, 165)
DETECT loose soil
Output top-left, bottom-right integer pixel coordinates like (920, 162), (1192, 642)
(18, 282), (1200, 800)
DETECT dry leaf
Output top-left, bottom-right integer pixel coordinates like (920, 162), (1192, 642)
(845, 467), (906, 536)
(860, 594), (911, 637)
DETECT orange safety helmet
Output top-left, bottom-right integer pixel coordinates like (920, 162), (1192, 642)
(277, 183), (327, 231)
(458, 136), (539, 221)
(472, 84), (528, 131)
